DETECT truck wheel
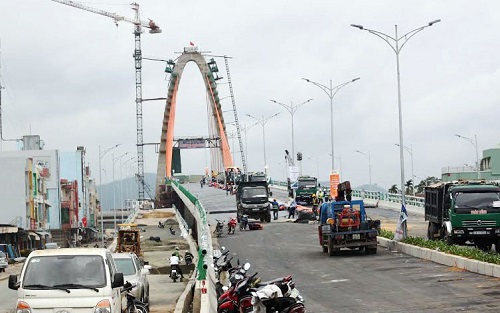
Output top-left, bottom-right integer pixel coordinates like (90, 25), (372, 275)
(444, 228), (454, 245)
(266, 213), (271, 223)
(327, 238), (339, 256)
(476, 242), (492, 252)
(427, 222), (436, 240)
(495, 240), (500, 253)
(322, 245), (328, 253)
(365, 246), (377, 254)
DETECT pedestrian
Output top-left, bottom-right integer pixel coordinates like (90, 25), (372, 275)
(200, 179), (204, 188)
(288, 200), (297, 219)
(271, 199), (279, 220)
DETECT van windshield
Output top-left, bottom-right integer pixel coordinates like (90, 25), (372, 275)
(23, 255), (106, 289)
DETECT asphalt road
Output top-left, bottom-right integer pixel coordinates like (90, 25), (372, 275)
(186, 183), (500, 312)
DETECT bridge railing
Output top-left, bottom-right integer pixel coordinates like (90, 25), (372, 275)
(170, 180), (216, 313)
(269, 180), (425, 208)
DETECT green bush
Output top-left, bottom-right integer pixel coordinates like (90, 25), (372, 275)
(379, 229), (394, 240)
(380, 230), (500, 265)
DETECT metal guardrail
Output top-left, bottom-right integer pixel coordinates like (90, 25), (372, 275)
(269, 180), (425, 208)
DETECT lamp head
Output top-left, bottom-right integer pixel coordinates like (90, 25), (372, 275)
(352, 77), (360, 82)
(428, 19), (441, 26)
(302, 78), (310, 82)
(350, 24), (364, 30)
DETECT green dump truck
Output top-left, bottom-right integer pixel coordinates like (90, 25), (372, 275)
(425, 181), (500, 251)
(295, 176), (318, 204)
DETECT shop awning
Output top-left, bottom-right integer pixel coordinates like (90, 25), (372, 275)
(28, 232), (40, 240)
(0, 226), (18, 234)
(36, 231), (52, 239)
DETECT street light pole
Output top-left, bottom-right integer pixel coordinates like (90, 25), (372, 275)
(395, 143), (415, 196)
(302, 77), (360, 171)
(351, 19), (441, 239)
(241, 122), (259, 171)
(270, 99), (313, 159)
(246, 112), (280, 177)
(112, 152), (129, 232)
(455, 134), (480, 179)
(307, 157), (320, 180)
(120, 156), (135, 222)
(355, 150), (371, 186)
(98, 144), (120, 246)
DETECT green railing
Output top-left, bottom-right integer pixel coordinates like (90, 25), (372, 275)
(171, 180), (209, 280)
(269, 180), (425, 208)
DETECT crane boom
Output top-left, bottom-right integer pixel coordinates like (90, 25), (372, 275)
(49, 0), (161, 32)
(47, 0), (162, 200)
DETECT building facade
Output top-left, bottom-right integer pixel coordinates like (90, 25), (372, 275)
(442, 145), (500, 182)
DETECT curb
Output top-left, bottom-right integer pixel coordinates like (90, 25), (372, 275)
(378, 237), (500, 278)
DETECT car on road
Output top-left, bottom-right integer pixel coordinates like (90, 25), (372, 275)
(0, 251), (8, 272)
(112, 252), (152, 306)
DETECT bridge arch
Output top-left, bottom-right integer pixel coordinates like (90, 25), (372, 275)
(155, 49), (233, 197)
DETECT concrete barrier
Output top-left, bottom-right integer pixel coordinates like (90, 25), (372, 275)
(378, 237), (500, 278)
(170, 182), (217, 313)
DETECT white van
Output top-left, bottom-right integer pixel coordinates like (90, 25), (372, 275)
(8, 248), (124, 313)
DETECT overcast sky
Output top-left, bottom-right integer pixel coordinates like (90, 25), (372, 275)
(1, 0), (499, 190)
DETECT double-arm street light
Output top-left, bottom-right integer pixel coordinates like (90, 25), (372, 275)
(351, 19), (441, 239)
(246, 112), (280, 177)
(120, 156), (136, 221)
(98, 144), (120, 245)
(112, 152), (129, 231)
(355, 150), (372, 186)
(302, 77), (360, 171)
(270, 99), (313, 159)
(395, 143), (415, 196)
(307, 157), (320, 180)
(455, 134), (480, 179)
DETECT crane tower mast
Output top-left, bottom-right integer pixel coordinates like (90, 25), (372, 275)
(48, 0), (161, 200)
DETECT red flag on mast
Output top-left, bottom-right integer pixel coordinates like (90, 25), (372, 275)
(189, 41), (195, 46)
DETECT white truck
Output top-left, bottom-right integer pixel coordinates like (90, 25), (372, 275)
(8, 248), (124, 313)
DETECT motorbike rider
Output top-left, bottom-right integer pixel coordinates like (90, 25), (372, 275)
(170, 252), (184, 278)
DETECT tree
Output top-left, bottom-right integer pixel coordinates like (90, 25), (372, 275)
(388, 184), (398, 194)
(405, 179), (413, 195)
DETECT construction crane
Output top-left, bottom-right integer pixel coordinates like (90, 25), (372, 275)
(48, 0), (161, 200)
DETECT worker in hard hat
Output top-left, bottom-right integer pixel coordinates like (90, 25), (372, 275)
(312, 194), (319, 219)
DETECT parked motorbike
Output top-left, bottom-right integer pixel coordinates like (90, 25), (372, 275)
(217, 264), (255, 312)
(228, 217), (237, 234)
(169, 226), (176, 235)
(215, 219), (224, 237)
(239, 215), (249, 231)
(158, 221), (165, 228)
(122, 282), (149, 313)
(250, 280), (305, 313)
(184, 251), (194, 265)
